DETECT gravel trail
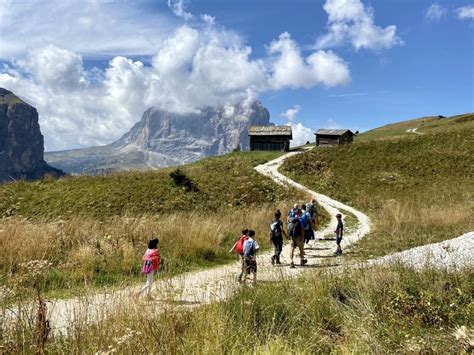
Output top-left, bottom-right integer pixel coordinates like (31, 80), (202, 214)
(4, 149), (472, 336)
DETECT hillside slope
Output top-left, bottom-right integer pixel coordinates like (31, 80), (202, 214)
(357, 112), (473, 141)
(282, 117), (474, 257)
(0, 151), (300, 220)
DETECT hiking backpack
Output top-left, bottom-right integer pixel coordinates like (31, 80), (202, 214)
(288, 217), (300, 238)
(307, 203), (317, 218)
(270, 220), (282, 239)
(235, 236), (248, 255)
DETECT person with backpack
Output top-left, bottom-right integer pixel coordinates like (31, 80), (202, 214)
(242, 230), (259, 285)
(334, 213), (344, 256)
(229, 229), (249, 282)
(300, 204), (313, 244)
(270, 210), (287, 265)
(306, 198), (318, 237)
(288, 209), (307, 268)
(137, 237), (160, 299)
(287, 203), (299, 224)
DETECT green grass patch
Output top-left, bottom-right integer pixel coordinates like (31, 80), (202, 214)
(5, 266), (472, 353)
(281, 126), (474, 257)
(0, 151), (290, 220)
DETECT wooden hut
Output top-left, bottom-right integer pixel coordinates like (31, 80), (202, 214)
(248, 125), (292, 152)
(315, 129), (354, 147)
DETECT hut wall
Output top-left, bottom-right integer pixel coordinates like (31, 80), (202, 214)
(250, 136), (290, 151)
(316, 135), (339, 147)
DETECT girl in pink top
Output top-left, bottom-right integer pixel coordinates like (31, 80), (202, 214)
(137, 238), (160, 298)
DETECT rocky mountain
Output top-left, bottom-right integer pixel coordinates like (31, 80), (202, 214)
(45, 101), (270, 174)
(0, 88), (63, 183)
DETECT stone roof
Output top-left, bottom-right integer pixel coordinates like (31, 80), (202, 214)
(249, 125), (293, 138)
(315, 129), (353, 136)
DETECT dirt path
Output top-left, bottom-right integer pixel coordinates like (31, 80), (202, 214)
(5, 149), (472, 337)
(3, 150), (372, 335)
(406, 127), (425, 135)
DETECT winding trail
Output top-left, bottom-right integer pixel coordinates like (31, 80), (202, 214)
(4, 150), (472, 336)
(406, 127), (425, 135)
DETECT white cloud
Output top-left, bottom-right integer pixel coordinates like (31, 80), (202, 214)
(168, 0), (193, 20)
(280, 105), (301, 122)
(316, 0), (403, 50)
(269, 32), (350, 88)
(425, 4), (447, 21)
(20, 45), (86, 90)
(0, 3), (354, 151)
(0, 1), (175, 59)
(200, 14), (215, 25)
(455, 5), (474, 20)
(287, 122), (314, 147)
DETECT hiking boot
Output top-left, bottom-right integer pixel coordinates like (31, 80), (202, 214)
(276, 256), (282, 264)
(271, 256), (275, 265)
(290, 262), (295, 269)
(300, 259), (308, 266)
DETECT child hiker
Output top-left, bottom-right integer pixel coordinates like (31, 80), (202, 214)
(137, 237), (160, 298)
(229, 229), (249, 282)
(270, 210), (287, 265)
(334, 214), (344, 256)
(242, 230), (259, 286)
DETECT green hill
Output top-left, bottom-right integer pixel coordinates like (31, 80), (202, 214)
(357, 112), (473, 141)
(0, 151), (297, 220)
(0, 151), (307, 296)
(282, 114), (474, 257)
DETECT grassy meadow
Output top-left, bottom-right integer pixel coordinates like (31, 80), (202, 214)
(3, 266), (472, 353)
(0, 151), (308, 298)
(1, 116), (473, 353)
(281, 114), (474, 258)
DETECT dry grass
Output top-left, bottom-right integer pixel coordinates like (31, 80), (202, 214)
(2, 265), (472, 353)
(0, 203), (295, 297)
(281, 127), (474, 257)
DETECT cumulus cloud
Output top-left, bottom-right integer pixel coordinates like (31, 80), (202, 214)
(425, 4), (447, 21)
(287, 122), (314, 147)
(0, 0), (354, 151)
(200, 14), (215, 25)
(315, 0), (403, 50)
(280, 105), (301, 121)
(455, 5), (474, 20)
(269, 32), (350, 88)
(0, 1), (175, 59)
(168, 0), (193, 20)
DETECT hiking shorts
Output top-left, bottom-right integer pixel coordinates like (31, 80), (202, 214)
(244, 257), (257, 274)
(291, 236), (304, 250)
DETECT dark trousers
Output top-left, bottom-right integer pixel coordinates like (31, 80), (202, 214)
(272, 237), (283, 258)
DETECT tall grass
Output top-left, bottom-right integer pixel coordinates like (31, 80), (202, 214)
(2, 266), (472, 353)
(0, 203), (295, 297)
(281, 127), (474, 257)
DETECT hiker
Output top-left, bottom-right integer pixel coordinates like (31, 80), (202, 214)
(288, 209), (307, 268)
(300, 204), (313, 244)
(334, 214), (344, 256)
(229, 229), (249, 282)
(242, 230), (259, 285)
(270, 210), (287, 265)
(137, 237), (160, 299)
(306, 198), (318, 237)
(287, 203), (299, 224)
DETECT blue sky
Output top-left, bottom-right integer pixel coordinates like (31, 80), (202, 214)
(0, 0), (472, 150)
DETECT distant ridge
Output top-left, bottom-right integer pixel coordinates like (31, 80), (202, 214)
(0, 88), (63, 182)
(45, 101), (270, 174)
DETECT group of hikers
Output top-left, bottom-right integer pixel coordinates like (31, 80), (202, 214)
(137, 198), (344, 296)
(229, 198), (344, 285)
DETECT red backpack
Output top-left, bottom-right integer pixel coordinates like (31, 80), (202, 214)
(235, 236), (248, 255)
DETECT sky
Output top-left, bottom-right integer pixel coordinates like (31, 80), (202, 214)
(0, 0), (473, 151)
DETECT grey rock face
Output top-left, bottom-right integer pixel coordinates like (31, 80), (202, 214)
(0, 88), (64, 182)
(46, 101), (270, 174)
